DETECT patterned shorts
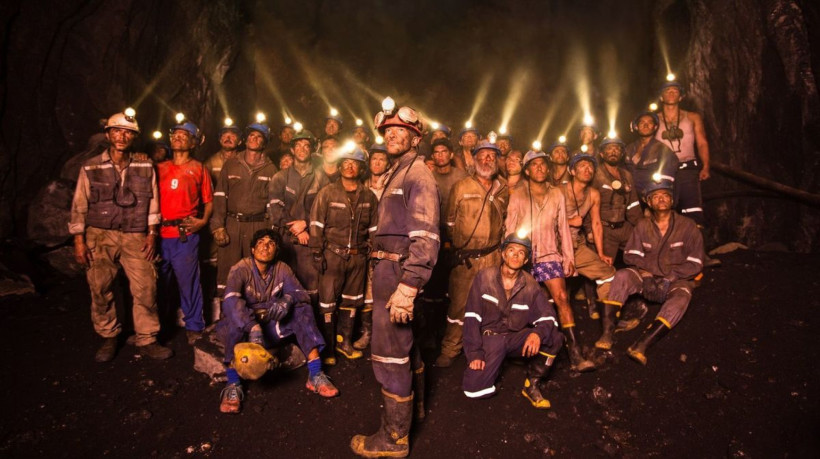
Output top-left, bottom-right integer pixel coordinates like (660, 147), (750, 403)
(532, 261), (565, 282)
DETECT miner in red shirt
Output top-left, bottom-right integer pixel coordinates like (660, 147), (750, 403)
(158, 119), (214, 344)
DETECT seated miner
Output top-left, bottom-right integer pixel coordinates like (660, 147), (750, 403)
(462, 233), (564, 409)
(598, 180), (704, 365)
(217, 229), (339, 414)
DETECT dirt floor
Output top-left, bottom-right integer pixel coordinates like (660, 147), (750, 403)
(1, 249), (818, 458)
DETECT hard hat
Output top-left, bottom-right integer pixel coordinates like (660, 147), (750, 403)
(432, 124), (452, 137)
(337, 145), (367, 163)
(522, 149), (548, 168)
(471, 139), (501, 156)
(245, 123), (271, 142)
(291, 129), (317, 147)
(458, 126), (479, 138)
(374, 99), (424, 136)
(659, 80), (685, 96)
(630, 111), (660, 133)
(105, 111), (140, 134)
(643, 179), (674, 201)
(547, 139), (569, 154)
(325, 109), (343, 127)
(599, 136), (626, 149)
(501, 232), (532, 254)
(568, 152), (597, 170)
(232, 342), (278, 380)
(368, 143), (387, 155)
(170, 121), (201, 140)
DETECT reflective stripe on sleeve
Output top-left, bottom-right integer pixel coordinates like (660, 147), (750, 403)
(409, 230), (440, 241)
(533, 316), (559, 327)
(464, 312), (482, 322)
(681, 207), (703, 214)
(626, 249), (645, 257)
(627, 201), (641, 210)
(481, 294), (499, 304)
(511, 304), (529, 310)
(311, 221), (325, 228)
(596, 275), (615, 284)
(686, 256), (703, 265)
(372, 354), (410, 365)
(464, 385), (496, 398)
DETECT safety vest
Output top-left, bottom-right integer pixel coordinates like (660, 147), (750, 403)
(84, 155), (154, 232)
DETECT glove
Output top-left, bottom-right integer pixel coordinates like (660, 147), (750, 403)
(386, 283), (418, 324)
(267, 294), (293, 322)
(213, 227), (230, 247)
(312, 251), (326, 274)
(641, 277), (671, 303)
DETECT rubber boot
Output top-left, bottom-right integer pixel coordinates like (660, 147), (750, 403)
(321, 310), (337, 366)
(411, 347), (425, 421)
(350, 388), (413, 458)
(211, 297), (222, 323)
(627, 320), (669, 365)
(521, 351), (556, 409)
(337, 308), (363, 359)
(584, 279), (599, 319)
(353, 308), (372, 350)
(563, 326), (595, 372)
(595, 302), (619, 350)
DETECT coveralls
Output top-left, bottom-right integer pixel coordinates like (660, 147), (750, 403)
(625, 138), (679, 201)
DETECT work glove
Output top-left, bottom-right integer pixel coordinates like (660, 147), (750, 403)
(266, 294), (293, 323)
(641, 277), (671, 303)
(386, 283), (418, 324)
(213, 227), (230, 247)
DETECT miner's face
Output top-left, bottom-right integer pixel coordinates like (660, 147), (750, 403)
(525, 157), (549, 183)
(292, 139), (312, 162)
(106, 127), (137, 152)
(170, 129), (196, 152)
(502, 243), (529, 270)
(279, 153), (294, 169)
(661, 86), (682, 105)
(459, 132), (478, 150)
(549, 146), (569, 166)
(637, 115), (657, 137)
(251, 236), (277, 263)
(506, 152), (523, 176)
(353, 127), (369, 143)
(151, 144), (168, 163)
(280, 127), (295, 144)
(340, 159), (361, 180)
(431, 130), (447, 142)
(384, 126), (417, 156)
(369, 152), (388, 175)
(602, 144), (624, 165)
(571, 159), (595, 183)
(220, 131), (239, 150)
(579, 127), (596, 145)
(321, 138), (338, 163)
(647, 189), (673, 211)
(497, 138), (511, 156)
(431, 145), (453, 167)
(246, 131), (266, 152)
(474, 149), (498, 179)
(325, 119), (340, 136)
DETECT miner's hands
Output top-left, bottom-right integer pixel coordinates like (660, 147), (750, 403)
(386, 283), (418, 324)
(74, 236), (93, 267)
(469, 359), (485, 370)
(142, 232), (157, 261)
(213, 227), (230, 247)
(522, 333), (541, 358)
(182, 216), (207, 234)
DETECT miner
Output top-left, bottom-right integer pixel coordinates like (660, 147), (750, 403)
(436, 139), (508, 368)
(325, 110), (343, 137)
(204, 120), (242, 185)
(272, 121), (295, 165)
(453, 125), (479, 174)
(505, 149), (525, 191)
(496, 131), (513, 176)
(626, 111), (679, 201)
(548, 139), (572, 186)
(350, 98), (439, 458)
(430, 123), (452, 142)
(599, 180), (704, 364)
(505, 150), (595, 372)
(461, 233), (564, 409)
(69, 110), (172, 362)
(317, 135), (341, 182)
(309, 144), (379, 362)
(573, 120), (599, 156)
(217, 229), (338, 414)
(209, 122), (278, 304)
(592, 136), (643, 260)
(157, 119), (213, 344)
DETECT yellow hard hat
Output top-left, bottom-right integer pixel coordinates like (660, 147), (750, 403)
(232, 342), (278, 380)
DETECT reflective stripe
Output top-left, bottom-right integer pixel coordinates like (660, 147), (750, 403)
(659, 174), (675, 182)
(270, 198), (284, 206)
(408, 230), (440, 241)
(669, 286), (692, 296)
(681, 207), (703, 214)
(212, 167), (222, 172)
(257, 176), (271, 181)
(311, 221), (325, 228)
(285, 186), (296, 194)
(511, 304), (529, 310)
(227, 175), (241, 180)
(657, 317), (672, 329)
(462, 193), (482, 199)
(341, 294), (364, 300)
(213, 191), (226, 197)
(533, 316), (559, 327)
(319, 302), (335, 309)
(217, 284), (227, 289)
(368, 226), (378, 232)
(372, 354), (410, 365)
(627, 201), (641, 210)
(671, 241), (684, 247)
(329, 202), (346, 209)
(481, 294), (499, 304)
(596, 275), (615, 284)
(686, 256), (703, 265)
(446, 221), (455, 227)
(389, 189), (403, 195)
(464, 385), (496, 398)
(446, 316), (464, 326)
(464, 312), (482, 322)
(304, 289), (318, 295)
(224, 292), (241, 299)
(274, 321), (283, 338)
(85, 164), (114, 171)
(626, 249), (645, 257)
(272, 282), (283, 296)
(364, 299), (374, 304)
(602, 184), (612, 190)
(130, 163), (153, 168)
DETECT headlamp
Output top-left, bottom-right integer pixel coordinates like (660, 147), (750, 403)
(487, 131), (498, 144)
(224, 117), (233, 127)
(256, 112), (266, 123)
(607, 129), (618, 139)
(330, 108), (339, 117)
(558, 135), (567, 144)
(465, 120), (472, 129)
(649, 103), (658, 111)
(375, 135), (384, 144)
(652, 172), (662, 182)
(284, 116), (292, 125)
(583, 114), (594, 126)
(152, 131), (162, 140)
(666, 73), (676, 82)
(124, 107), (136, 120)
(532, 140), (542, 151)
(431, 122), (440, 130)
(293, 122), (303, 132)
(343, 140), (356, 153)
(516, 227), (529, 239)
(175, 113), (185, 123)
(381, 97), (396, 115)
(499, 126), (507, 135)
(581, 144), (589, 153)
(355, 118), (363, 127)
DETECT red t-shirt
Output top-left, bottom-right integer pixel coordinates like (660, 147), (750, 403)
(158, 159), (213, 238)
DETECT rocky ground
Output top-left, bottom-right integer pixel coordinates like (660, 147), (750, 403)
(1, 249), (818, 458)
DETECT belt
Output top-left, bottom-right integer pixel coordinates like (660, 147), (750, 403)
(456, 244), (499, 260)
(327, 242), (367, 256)
(370, 250), (406, 263)
(604, 221), (625, 229)
(482, 329), (507, 336)
(252, 308), (270, 322)
(161, 219), (185, 227)
(678, 159), (700, 170)
(227, 212), (267, 222)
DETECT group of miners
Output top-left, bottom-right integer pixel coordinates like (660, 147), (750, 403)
(69, 75), (712, 457)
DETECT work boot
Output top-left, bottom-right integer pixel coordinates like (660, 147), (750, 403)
(595, 302), (619, 350)
(521, 353), (554, 409)
(411, 348), (425, 421)
(353, 308), (372, 350)
(563, 326), (595, 372)
(627, 320), (670, 365)
(306, 371), (340, 398)
(320, 311), (337, 366)
(434, 353), (457, 368)
(336, 309), (363, 359)
(616, 297), (647, 333)
(350, 388), (413, 458)
(584, 280), (599, 319)
(95, 337), (118, 363)
(137, 342), (174, 360)
(219, 383), (243, 414)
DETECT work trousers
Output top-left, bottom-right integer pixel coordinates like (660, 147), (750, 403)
(159, 234), (205, 332)
(608, 268), (694, 328)
(84, 227), (159, 346)
(602, 223), (634, 260)
(318, 250), (367, 316)
(675, 168), (705, 226)
(216, 218), (269, 297)
(573, 243), (615, 300)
